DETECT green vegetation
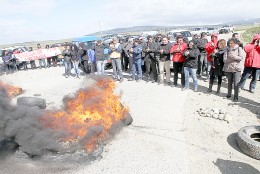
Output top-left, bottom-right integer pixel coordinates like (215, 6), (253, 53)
(242, 27), (260, 44)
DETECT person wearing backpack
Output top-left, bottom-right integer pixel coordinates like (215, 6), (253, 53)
(223, 38), (245, 102)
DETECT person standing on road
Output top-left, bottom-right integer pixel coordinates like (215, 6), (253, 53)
(78, 43), (90, 74)
(37, 44), (47, 69)
(29, 47), (36, 69)
(205, 34), (218, 81)
(143, 35), (158, 82)
(157, 36), (172, 85)
(45, 45), (51, 68)
(170, 35), (188, 87)
(129, 39), (143, 82)
(207, 39), (227, 94)
(62, 45), (72, 78)
(223, 38), (245, 102)
(124, 38), (134, 79)
(71, 45), (80, 79)
(110, 38), (124, 82)
(238, 34), (260, 93)
(196, 32), (208, 77)
(92, 40), (109, 75)
(182, 40), (200, 91)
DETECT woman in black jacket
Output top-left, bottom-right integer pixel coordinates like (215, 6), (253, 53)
(182, 40), (200, 91)
(207, 39), (226, 93)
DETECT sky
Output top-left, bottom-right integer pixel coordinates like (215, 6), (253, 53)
(0, 0), (259, 45)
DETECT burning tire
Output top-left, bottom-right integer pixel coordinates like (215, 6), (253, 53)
(236, 126), (260, 160)
(122, 113), (133, 126)
(17, 97), (47, 109)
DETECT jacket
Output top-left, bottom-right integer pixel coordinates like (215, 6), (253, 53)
(243, 34), (260, 68)
(132, 44), (143, 61)
(170, 42), (188, 62)
(110, 43), (122, 59)
(78, 45), (89, 61)
(71, 50), (78, 62)
(92, 44), (109, 61)
(183, 47), (200, 68)
(205, 34), (218, 62)
(62, 50), (72, 62)
(196, 38), (208, 53)
(157, 43), (172, 62)
(223, 46), (245, 73)
(143, 42), (157, 61)
(210, 48), (226, 76)
(88, 49), (96, 63)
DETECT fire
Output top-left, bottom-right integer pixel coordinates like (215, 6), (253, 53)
(41, 78), (129, 152)
(0, 82), (23, 98)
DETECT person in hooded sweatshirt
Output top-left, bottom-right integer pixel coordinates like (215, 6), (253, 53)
(205, 34), (218, 81)
(238, 34), (260, 93)
(207, 39), (227, 94)
(129, 39), (143, 82)
(182, 40), (200, 91)
(170, 35), (188, 87)
(157, 36), (172, 85)
(223, 38), (245, 102)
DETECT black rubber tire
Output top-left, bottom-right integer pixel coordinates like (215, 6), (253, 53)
(236, 126), (260, 160)
(17, 97), (46, 109)
(122, 113), (133, 126)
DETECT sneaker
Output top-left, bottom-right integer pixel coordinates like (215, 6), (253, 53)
(194, 88), (198, 92)
(250, 89), (255, 93)
(182, 87), (189, 91)
(65, 75), (68, 78)
(120, 78), (124, 83)
(233, 98), (239, 102)
(166, 82), (171, 86)
(136, 79), (142, 82)
(77, 76), (80, 79)
(128, 78), (134, 81)
(226, 95), (231, 99)
(158, 81), (163, 85)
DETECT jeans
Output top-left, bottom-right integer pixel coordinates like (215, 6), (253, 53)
(145, 59), (158, 81)
(39, 58), (47, 68)
(226, 72), (241, 99)
(111, 58), (123, 79)
(173, 62), (185, 86)
(207, 61), (213, 78)
(72, 61), (80, 76)
(132, 59), (142, 80)
(197, 53), (207, 75)
(82, 60), (90, 74)
(159, 60), (171, 82)
(30, 60), (36, 69)
(47, 58), (51, 67)
(184, 67), (198, 90)
(238, 67), (260, 91)
(96, 60), (106, 74)
(90, 62), (96, 74)
(64, 61), (71, 76)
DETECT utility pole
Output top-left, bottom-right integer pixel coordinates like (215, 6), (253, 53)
(98, 20), (103, 37)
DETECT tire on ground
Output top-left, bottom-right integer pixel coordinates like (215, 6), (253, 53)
(122, 113), (133, 126)
(236, 126), (260, 160)
(17, 97), (47, 109)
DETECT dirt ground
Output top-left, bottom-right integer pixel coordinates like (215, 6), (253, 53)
(183, 77), (260, 174)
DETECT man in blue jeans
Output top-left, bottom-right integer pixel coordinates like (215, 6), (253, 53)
(129, 39), (143, 82)
(182, 41), (200, 91)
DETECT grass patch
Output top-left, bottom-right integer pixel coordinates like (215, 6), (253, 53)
(242, 27), (260, 44)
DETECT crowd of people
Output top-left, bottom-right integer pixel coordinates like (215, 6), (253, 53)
(1, 33), (260, 102)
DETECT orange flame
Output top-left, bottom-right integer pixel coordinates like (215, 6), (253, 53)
(0, 82), (23, 98)
(41, 78), (129, 152)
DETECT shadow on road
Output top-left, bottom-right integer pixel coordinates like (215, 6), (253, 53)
(214, 158), (259, 174)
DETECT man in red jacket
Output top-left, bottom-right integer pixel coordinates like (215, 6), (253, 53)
(205, 34), (218, 81)
(238, 34), (260, 93)
(170, 35), (188, 87)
